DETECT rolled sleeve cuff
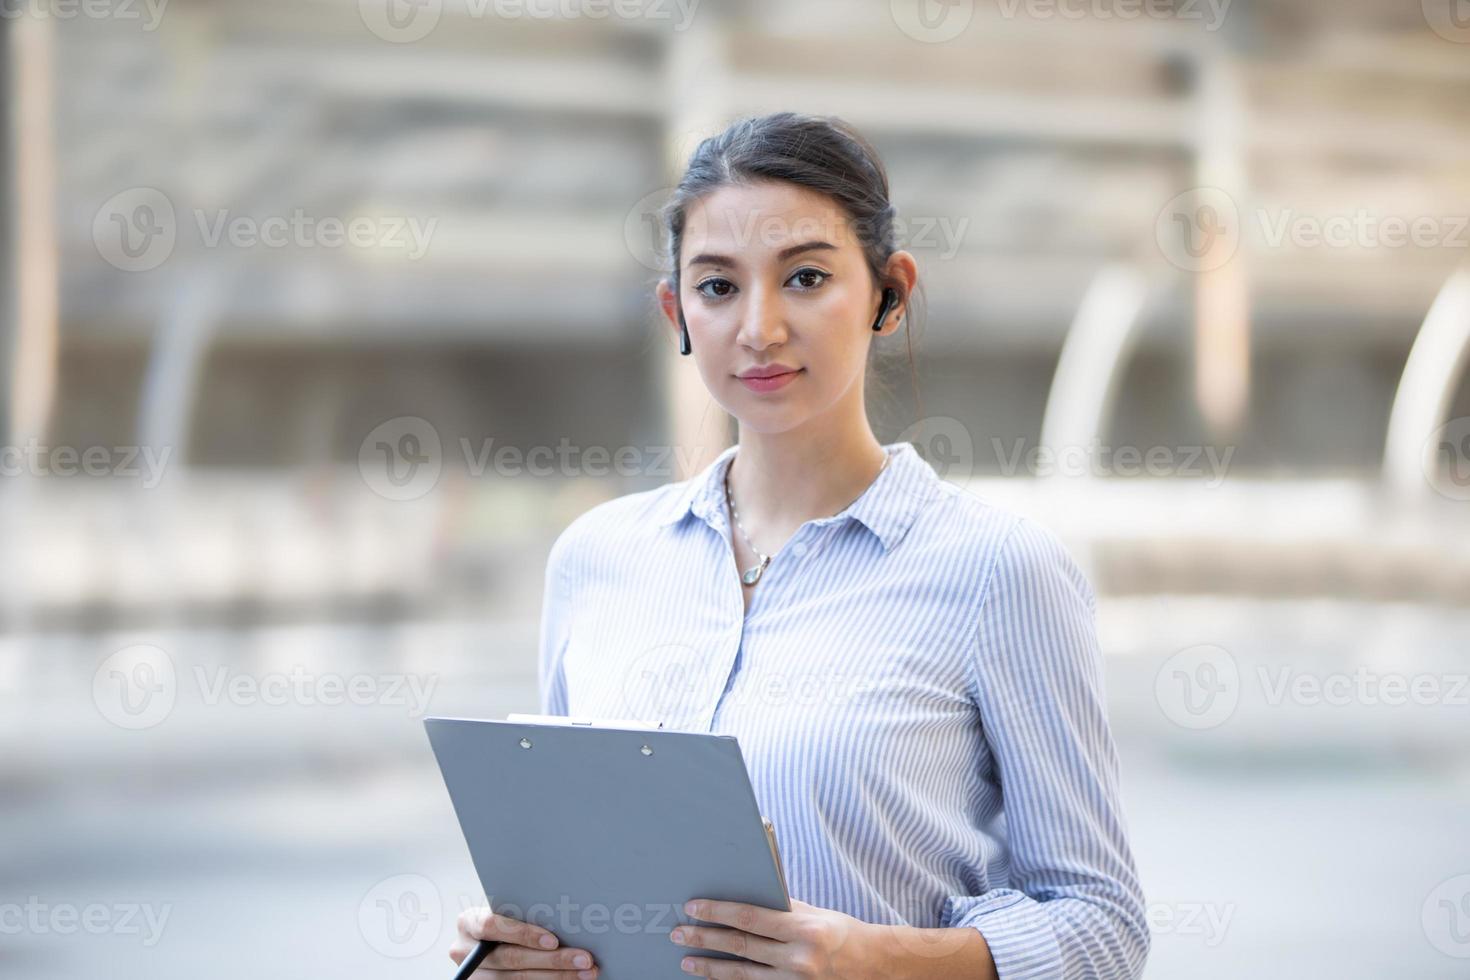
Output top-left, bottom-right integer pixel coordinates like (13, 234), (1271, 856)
(942, 890), (1063, 980)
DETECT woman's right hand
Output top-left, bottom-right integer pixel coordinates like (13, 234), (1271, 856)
(450, 907), (600, 979)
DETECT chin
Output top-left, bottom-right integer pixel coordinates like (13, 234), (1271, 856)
(728, 407), (813, 436)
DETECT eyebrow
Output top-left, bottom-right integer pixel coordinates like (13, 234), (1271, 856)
(685, 240), (838, 269)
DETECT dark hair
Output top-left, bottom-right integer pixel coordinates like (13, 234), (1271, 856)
(660, 111), (924, 421)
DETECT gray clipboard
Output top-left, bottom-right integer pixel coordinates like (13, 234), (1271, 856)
(424, 716), (790, 980)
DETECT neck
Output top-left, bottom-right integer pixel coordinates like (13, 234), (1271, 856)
(726, 422), (889, 531)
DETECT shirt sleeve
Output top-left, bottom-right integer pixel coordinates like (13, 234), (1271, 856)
(536, 527), (576, 716)
(941, 517), (1150, 980)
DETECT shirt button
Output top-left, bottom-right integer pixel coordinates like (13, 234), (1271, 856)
(792, 542), (809, 558)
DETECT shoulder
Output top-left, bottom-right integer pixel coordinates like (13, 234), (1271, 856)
(913, 484), (1093, 612)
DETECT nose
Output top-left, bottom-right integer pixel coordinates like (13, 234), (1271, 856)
(735, 283), (789, 351)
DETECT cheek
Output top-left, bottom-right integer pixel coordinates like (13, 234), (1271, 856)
(807, 296), (870, 365)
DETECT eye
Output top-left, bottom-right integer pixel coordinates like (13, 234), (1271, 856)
(695, 277), (736, 300)
(787, 267), (830, 291)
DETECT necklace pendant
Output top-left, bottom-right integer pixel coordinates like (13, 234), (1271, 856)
(741, 555), (771, 586)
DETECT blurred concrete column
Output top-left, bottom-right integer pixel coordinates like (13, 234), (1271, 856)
(660, 12), (732, 479)
(1040, 265), (1150, 474)
(1383, 269), (1470, 500)
(1193, 53), (1250, 440)
(2, 14), (59, 445)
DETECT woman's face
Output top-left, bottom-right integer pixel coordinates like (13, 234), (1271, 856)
(661, 180), (901, 435)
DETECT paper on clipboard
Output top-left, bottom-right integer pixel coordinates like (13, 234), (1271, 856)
(505, 712), (664, 730)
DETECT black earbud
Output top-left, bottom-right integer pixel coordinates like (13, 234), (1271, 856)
(872, 287), (899, 332)
(677, 300), (692, 356)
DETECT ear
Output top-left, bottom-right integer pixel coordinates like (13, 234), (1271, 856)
(875, 251), (920, 336)
(656, 278), (681, 333)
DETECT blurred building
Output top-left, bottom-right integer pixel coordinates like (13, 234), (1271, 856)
(2, 2), (1469, 978)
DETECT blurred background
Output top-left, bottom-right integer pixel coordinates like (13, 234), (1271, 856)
(3, 0), (1469, 976)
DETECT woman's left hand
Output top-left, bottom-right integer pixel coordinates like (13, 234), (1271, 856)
(669, 897), (884, 978)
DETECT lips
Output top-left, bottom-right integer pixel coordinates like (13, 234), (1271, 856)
(737, 364), (800, 379)
(736, 367), (803, 393)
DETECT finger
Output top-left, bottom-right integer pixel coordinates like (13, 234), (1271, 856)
(483, 942), (599, 975)
(463, 907), (561, 950)
(677, 954), (782, 979)
(685, 900), (798, 942)
(671, 922), (784, 967)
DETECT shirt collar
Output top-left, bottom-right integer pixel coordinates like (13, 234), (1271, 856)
(655, 441), (940, 554)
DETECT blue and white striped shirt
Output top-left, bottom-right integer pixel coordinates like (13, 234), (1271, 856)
(537, 440), (1149, 979)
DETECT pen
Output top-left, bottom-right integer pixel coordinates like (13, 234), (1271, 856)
(452, 939), (499, 980)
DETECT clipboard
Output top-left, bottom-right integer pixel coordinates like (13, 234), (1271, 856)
(425, 715), (790, 979)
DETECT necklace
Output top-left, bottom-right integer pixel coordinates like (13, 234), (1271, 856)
(724, 449), (891, 587)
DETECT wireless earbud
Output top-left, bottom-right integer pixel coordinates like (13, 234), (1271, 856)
(872, 287), (899, 332)
(677, 300), (692, 356)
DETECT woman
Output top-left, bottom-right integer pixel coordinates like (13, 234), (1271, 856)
(451, 112), (1149, 980)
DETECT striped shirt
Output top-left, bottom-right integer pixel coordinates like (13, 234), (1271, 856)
(537, 440), (1149, 979)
